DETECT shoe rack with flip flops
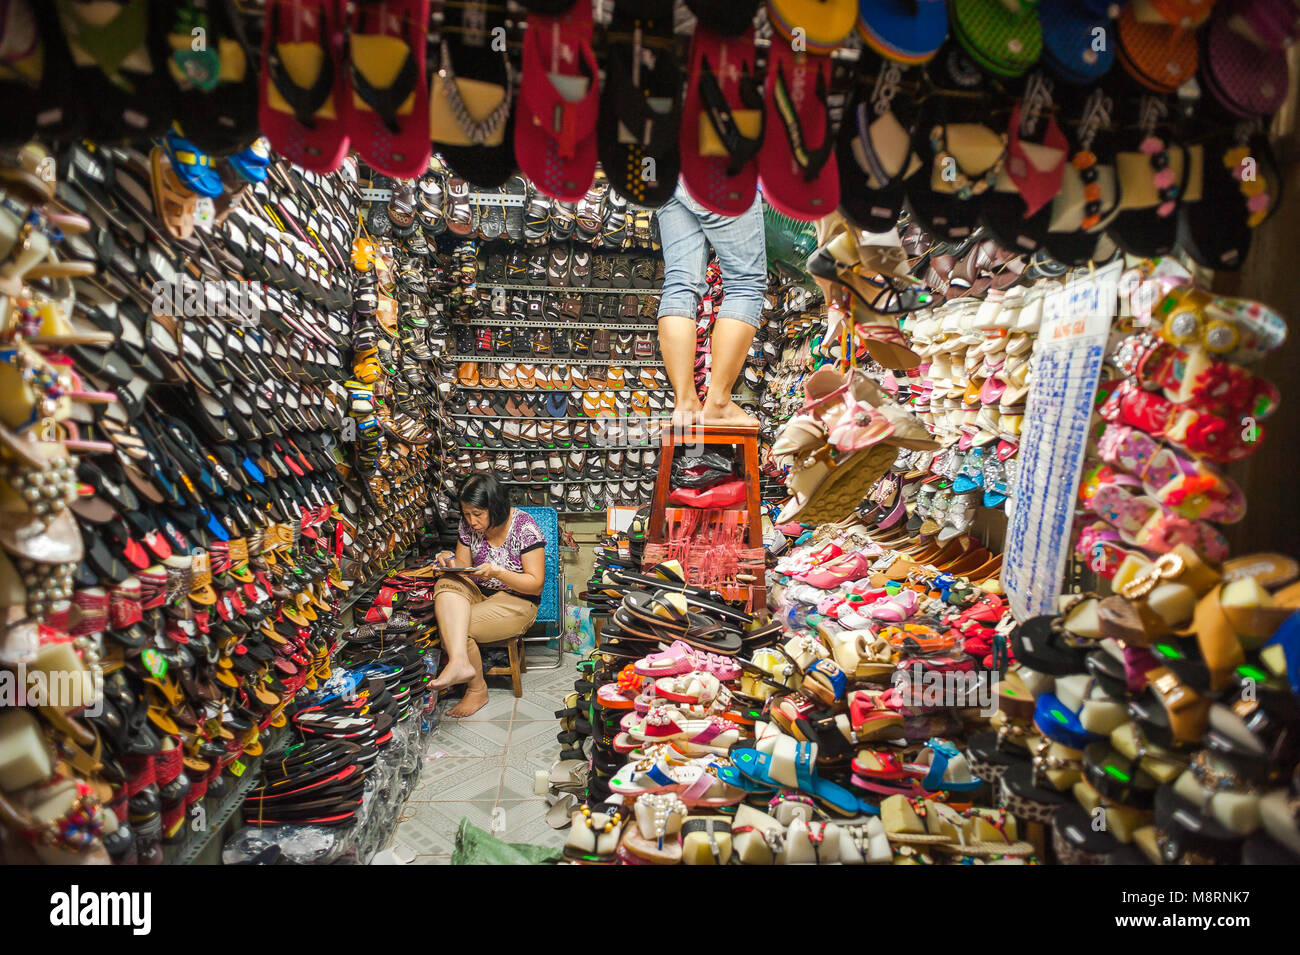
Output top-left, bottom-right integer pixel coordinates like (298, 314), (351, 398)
(0, 141), (400, 864)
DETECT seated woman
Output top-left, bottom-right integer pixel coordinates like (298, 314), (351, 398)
(429, 473), (546, 717)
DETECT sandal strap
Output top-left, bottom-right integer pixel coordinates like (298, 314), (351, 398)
(437, 39), (514, 144)
(267, 3), (335, 129)
(697, 53), (765, 176)
(771, 60), (835, 182)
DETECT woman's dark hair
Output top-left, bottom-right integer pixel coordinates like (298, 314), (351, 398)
(458, 473), (510, 528)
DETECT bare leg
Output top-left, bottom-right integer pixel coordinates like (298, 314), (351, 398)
(699, 317), (759, 427)
(431, 591), (477, 689)
(657, 314), (702, 429)
(447, 640), (490, 717)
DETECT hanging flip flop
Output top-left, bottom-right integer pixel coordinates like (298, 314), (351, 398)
(598, 0), (681, 207)
(1042, 85), (1121, 265)
(1038, 0), (1114, 86)
(1106, 91), (1187, 258)
(345, 0), (430, 178)
(679, 24), (764, 215)
(56, 0), (179, 139)
(685, 0), (763, 35)
(259, 0), (350, 174)
(1114, 3), (1197, 94)
(980, 80), (1067, 253)
(0, 0), (44, 144)
(1180, 131), (1279, 271)
(165, 0), (259, 154)
(430, 0), (516, 188)
(758, 39), (841, 221)
(514, 0), (600, 201)
(950, 0), (1043, 79)
(856, 0), (948, 64)
(835, 53), (923, 232)
(1198, 4), (1289, 119)
(767, 0), (859, 54)
(905, 74), (1007, 242)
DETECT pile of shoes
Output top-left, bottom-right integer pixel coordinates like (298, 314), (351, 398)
(226, 577), (439, 858)
(994, 548), (1300, 864)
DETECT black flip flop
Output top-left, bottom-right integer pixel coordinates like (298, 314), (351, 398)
(598, 0), (681, 207)
(431, 0), (517, 188)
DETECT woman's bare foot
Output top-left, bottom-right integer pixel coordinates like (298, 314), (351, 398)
(431, 659), (476, 690)
(670, 399), (702, 432)
(446, 684), (490, 718)
(699, 400), (759, 428)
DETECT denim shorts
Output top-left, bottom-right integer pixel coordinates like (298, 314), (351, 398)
(653, 180), (767, 328)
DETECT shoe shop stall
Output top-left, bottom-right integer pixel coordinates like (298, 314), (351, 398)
(0, 0), (1298, 891)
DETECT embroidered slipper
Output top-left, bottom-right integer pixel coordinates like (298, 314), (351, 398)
(258, 0), (350, 174)
(166, 0), (260, 153)
(598, 0), (681, 207)
(905, 105), (1006, 242)
(979, 91), (1066, 253)
(431, 0), (516, 188)
(514, 0), (600, 201)
(1106, 93), (1188, 258)
(679, 24), (764, 215)
(835, 56), (923, 232)
(757, 42), (839, 221)
(56, 0), (177, 139)
(1042, 87), (1121, 266)
(344, 0), (430, 178)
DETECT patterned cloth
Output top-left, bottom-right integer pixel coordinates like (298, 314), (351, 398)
(458, 508), (546, 603)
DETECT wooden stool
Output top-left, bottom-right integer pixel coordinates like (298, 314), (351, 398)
(486, 637), (527, 698)
(646, 424), (766, 613)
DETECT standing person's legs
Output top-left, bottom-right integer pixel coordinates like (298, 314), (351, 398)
(696, 192), (766, 426)
(655, 187), (710, 428)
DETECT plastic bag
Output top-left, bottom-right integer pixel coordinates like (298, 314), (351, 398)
(450, 819), (562, 865)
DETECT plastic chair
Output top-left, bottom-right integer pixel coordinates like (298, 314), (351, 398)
(486, 507), (564, 696)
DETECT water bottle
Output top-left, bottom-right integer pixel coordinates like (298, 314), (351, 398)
(563, 583), (581, 651)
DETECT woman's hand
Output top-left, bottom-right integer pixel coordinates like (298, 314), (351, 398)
(434, 551), (456, 568)
(470, 562), (504, 582)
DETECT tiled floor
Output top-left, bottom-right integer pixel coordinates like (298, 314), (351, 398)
(387, 660), (574, 864)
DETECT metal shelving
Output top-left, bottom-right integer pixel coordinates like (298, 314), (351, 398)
(447, 355), (663, 367)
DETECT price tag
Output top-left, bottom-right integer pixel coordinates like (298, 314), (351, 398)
(230, 760), (246, 778)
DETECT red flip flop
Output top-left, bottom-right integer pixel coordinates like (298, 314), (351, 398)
(679, 26), (764, 216)
(758, 43), (839, 221)
(514, 2), (600, 202)
(345, 0), (432, 178)
(259, 0), (351, 173)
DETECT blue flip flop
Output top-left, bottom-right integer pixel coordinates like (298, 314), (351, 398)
(162, 129), (225, 198)
(228, 138), (271, 184)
